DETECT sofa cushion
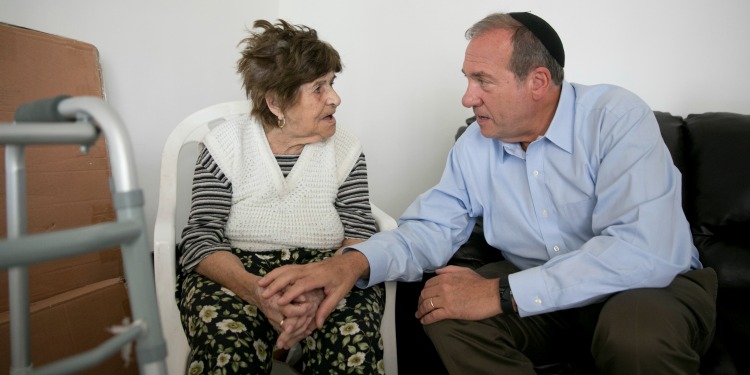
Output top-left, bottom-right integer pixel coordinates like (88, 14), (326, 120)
(694, 234), (750, 290)
(654, 111), (687, 173)
(684, 112), (750, 237)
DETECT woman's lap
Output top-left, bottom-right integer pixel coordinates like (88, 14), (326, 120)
(177, 248), (385, 374)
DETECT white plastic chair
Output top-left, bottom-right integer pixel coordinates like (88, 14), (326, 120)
(153, 100), (398, 374)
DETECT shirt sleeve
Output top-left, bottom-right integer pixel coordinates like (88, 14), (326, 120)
(336, 153), (377, 239)
(177, 147), (232, 274)
(350, 146), (478, 287)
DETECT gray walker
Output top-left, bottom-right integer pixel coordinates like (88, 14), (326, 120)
(0, 96), (167, 375)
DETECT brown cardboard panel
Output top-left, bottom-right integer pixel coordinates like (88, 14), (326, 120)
(18, 143), (110, 172)
(0, 249), (123, 312)
(0, 22), (104, 118)
(0, 23), (124, 308)
(0, 278), (138, 374)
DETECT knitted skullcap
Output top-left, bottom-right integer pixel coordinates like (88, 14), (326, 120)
(509, 12), (565, 67)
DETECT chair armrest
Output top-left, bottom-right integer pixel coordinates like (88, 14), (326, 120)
(371, 203), (397, 232)
(369, 202), (398, 374)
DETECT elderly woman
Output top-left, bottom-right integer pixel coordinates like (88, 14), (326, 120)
(176, 19), (385, 374)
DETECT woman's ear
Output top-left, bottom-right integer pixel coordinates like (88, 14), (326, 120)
(265, 93), (281, 117)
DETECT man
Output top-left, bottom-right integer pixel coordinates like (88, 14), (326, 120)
(260, 12), (717, 374)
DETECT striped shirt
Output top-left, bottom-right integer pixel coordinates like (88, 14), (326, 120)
(177, 147), (377, 273)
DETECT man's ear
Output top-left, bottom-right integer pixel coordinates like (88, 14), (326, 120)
(265, 93), (281, 117)
(529, 67), (551, 100)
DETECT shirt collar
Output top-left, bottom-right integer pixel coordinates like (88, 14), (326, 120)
(498, 81), (576, 160)
(543, 81), (575, 154)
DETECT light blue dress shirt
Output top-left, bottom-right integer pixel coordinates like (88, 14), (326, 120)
(352, 81), (702, 317)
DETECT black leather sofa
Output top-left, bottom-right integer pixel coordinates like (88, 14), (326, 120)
(655, 111), (750, 375)
(395, 112), (750, 374)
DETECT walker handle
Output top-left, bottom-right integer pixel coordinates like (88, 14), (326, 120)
(14, 95), (73, 123)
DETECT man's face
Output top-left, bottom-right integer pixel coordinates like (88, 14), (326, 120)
(461, 29), (537, 143)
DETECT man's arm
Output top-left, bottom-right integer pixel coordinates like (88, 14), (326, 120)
(261, 137), (485, 323)
(510, 103), (698, 316)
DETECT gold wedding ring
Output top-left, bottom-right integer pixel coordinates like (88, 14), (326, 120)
(430, 298), (435, 309)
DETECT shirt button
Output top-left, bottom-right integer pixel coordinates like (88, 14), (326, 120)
(534, 297), (542, 305)
(532, 170), (539, 177)
(541, 210), (548, 218)
(553, 245), (560, 252)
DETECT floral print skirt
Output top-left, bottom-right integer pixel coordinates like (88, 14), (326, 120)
(177, 248), (385, 375)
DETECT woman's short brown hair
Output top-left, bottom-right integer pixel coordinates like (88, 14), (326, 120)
(237, 19), (343, 129)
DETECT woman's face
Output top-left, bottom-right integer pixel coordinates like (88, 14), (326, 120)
(283, 71), (341, 141)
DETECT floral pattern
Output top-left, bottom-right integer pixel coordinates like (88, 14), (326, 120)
(178, 248), (385, 374)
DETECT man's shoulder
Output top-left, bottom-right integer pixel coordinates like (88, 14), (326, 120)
(570, 82), (648, 112)
(568, 82), (659, 140)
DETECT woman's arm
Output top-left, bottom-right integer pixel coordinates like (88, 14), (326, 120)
(177, 148), (233, 273)
(334, 153), (377, 254)
(335, 153), (377, 239)
(195, 251), (262, 304)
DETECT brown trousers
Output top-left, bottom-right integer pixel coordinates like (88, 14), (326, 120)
(425, 261), (717, 375)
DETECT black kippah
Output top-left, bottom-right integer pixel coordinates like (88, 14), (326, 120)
(509, 12), (565, 67)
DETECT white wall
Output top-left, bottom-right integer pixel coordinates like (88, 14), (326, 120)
(2, 0), (749, 244)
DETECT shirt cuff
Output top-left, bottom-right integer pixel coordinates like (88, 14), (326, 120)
(508, 266), (554, 317)
(343, 241), (383, 288)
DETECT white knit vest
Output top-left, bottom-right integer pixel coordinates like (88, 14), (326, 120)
(202, 116), (362, 251)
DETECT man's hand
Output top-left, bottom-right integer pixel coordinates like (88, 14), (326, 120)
(258, 250), (369, 328)
(194, 252), (326, 349)
(416, 265), (502, 325)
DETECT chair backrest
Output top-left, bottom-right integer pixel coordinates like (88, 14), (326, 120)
(153, 100), (251, 374)
(153, 100), (398, 375)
